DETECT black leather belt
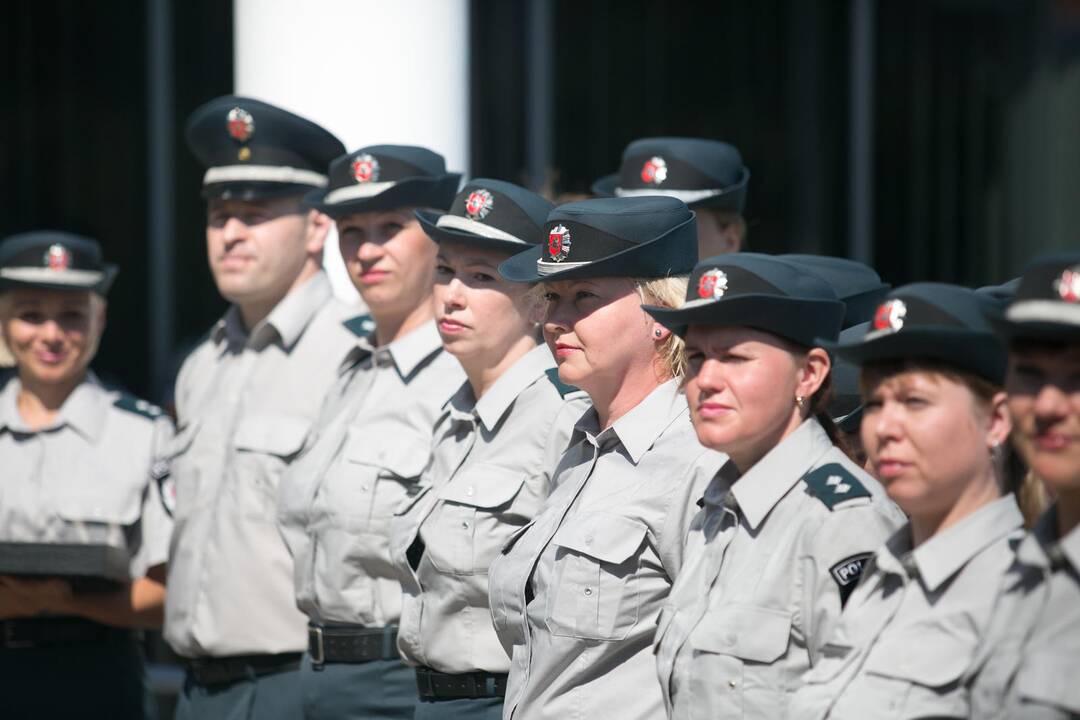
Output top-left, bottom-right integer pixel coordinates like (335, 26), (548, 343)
(185, 652), (302, 686)
(308, 624), (398, 667)
(1, 617), (132, 649)
(415, 667), (508, 699)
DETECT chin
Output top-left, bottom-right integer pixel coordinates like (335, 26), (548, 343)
(1031, 454), (1080, 492)
(690, 416), (739, 451)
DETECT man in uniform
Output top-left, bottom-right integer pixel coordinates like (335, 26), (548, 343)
(165, 96), (359, 720)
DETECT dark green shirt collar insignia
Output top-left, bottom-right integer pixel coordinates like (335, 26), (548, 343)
(803, 462), (871, 510)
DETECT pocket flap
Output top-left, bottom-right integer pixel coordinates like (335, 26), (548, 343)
(438, 465), (525, 508)
(552, 513), (649, 564)
(233, 414), (309, 457)
(392, 484), (433, 516)
(344, 426), (430, 479)
(57, 483), (144, 525)
(690, 604), (792, 663)
(862, 621), (975, 687)
(1015, 648), (1080, 712)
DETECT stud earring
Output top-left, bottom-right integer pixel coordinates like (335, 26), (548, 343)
(654, 329), (663, 338)
(795, 396), (806, 410)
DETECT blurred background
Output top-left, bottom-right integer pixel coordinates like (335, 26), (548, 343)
(3, 0), (1079, 405)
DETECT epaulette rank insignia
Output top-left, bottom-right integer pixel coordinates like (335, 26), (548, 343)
(545, 368), (580, 398)
(342, 314), (376, 338)
(114, 394), (164, 420)
(803, 463), (871, 510)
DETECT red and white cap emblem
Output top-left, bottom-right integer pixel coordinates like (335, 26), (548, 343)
(548, 224), (572, 262)
(351, 154), (380, 183)
(697, 268), (728, 300)
(872, 299), (907, 333)
(226, 107), (255, 142)
(465, 189), (495, 220)
(1054, 266), (1080, 303)
(640, 156), (668, 186)
(44, 244), (71, 272)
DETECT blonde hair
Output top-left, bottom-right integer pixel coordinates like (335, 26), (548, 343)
(634, 275), (688, 381)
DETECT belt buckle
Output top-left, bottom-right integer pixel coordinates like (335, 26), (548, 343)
(309, 627), (325, 667)
(3, 622), (34, 649)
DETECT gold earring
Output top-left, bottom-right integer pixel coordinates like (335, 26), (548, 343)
(796, 396), (806, 410)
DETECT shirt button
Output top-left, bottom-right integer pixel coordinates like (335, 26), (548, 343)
(584, 535), (593, 545)
(723, 632), (737, 646)
(583, 587), (593, 596)
(728, 679), (738, 689)
(461, 521), (470, 530)
(466, 486), (474, 497)
(360, 484), (369, 492)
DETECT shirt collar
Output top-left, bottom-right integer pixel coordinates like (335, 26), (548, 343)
(905, 495), (1024, 591)
(0, 370), (107, 441)
(212, 271), (332, 350)
(728, 418), (834, 530)
(1019, 504), (1080, 573)
(370, 319), (447, 380)
(571, 378), (687, 464)
(472, 344), (555, 431)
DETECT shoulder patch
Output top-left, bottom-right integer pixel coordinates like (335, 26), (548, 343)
(803, 462), (871, 510)
(830, 552), (874, 606)
(113, 393), (164, 420)
(342, 314), (376, 338)
(544, 368), (580, 398)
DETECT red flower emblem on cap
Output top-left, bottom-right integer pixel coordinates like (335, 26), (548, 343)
(351, 154), (379, 184)
(226, 107), (255, 143)
(44, 244), (71, 272)
(640, 156), (668, 186)
(697, 268), (729, 300)
(465, 189), (495, 220)
(1054, 267), (1080, 303)
(872, 299), (907, 333)
(548, 224), (571, 262)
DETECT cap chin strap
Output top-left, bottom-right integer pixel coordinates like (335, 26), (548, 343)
(324, 181), (398, 204)
(0, 267), (104, 285)
(203, 165), (328, 188)
(615, 186), (726, 203)
(435, 215), (527, 244)
(1007, 300), (1080, 326)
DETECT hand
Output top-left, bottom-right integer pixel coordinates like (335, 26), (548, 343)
(0, 575), (74, 619)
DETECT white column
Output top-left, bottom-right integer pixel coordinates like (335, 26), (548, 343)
(234, 0), (470, 303)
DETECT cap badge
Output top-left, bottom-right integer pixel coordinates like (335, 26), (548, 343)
(697, 268), (729, 299)
(351, 154), (380, 184)
(1053, 266), (1080, 303)
(465, 189), (495, 220)
(226, 107), (255, 143)
(547, 224), (572, 262)
(872, 299), (907, 333)
(44, 244), (71, 272)
(640, 156), (668, 186)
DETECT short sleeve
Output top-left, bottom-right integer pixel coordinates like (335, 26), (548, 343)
(127, 415), (176, 578)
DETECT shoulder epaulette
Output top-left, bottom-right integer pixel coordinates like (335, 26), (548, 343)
(113, 393), (164, 420)
(544, 368), (580, 398)
(342, 314), (376, 338)
(802, 462), (871, 510)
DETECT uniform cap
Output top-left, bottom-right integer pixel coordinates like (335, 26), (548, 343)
(415, 179), (554, 254)
(0, 231), (117, 295)
(591, 137), (750, 213)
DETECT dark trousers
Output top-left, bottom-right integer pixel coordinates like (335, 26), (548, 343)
(175, 664), (303, 720)
(414, 696), (504, 720)
(299, 652), (416, 720)
(0, 633), (150, 720)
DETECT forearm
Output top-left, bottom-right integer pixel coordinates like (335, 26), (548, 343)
(54, 565), (167, 629)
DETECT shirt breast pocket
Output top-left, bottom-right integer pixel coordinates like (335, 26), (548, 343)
(545, 513), (649, 641)
(860, 620), (976, 718)
(231, 413), (310, 519)
(426, 466), (525, 576)
(337, 426), (430, 534)
(1012, 648), (1080, 715)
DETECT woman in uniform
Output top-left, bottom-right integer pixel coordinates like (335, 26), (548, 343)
(276, 145), (465, 720)
(788, 283), (1023, 718)
(0, 231), (173, 719)
(969, 252), (1080, 719)
(487, 196), (726, 720)
(389, 180), (589, 720)
(642, 253), (904, 720)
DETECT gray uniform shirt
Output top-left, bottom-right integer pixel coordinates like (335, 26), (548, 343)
(790, 494), (1024, 720)
(488, 379), (727, 720)
(390, 344), (590, 674)
(0, 370), (174, 580)
(278, 319), (464, 628)
(653, 419), (905, 720)
(968, 506), (1080, 719)
(164, 272), (358, 658)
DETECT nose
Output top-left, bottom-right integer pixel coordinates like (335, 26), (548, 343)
(355, 235), (384, 263)
(221, 216), (247, 245)
(444, 278), (467, 308)
(1032, 382), (1068, 420)
(40, 318), (65, 344)
(692, 357), (725, 394)
(867, 400), (903, 447)
(542, 296), (574, 337)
